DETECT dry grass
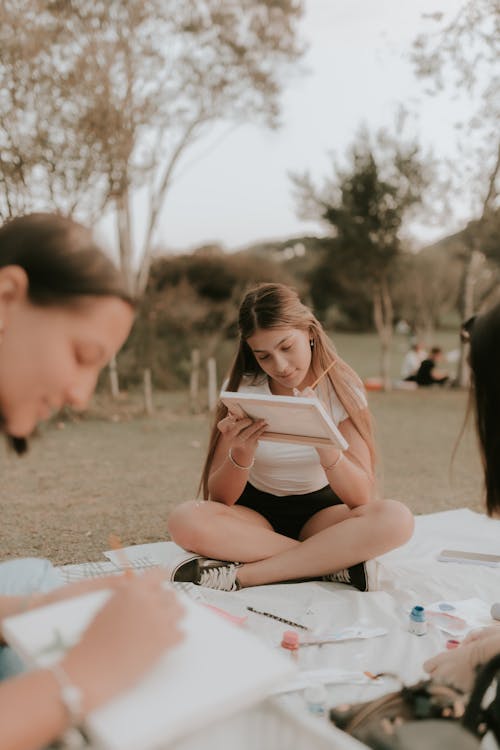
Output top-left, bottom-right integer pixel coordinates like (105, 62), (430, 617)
(0, 386), (483, 565)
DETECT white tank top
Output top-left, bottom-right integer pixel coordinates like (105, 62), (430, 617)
(231, 376), (349, 496)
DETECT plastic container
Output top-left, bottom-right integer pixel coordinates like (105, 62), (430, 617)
(304, 684), (328, 717)
(409, 605), (427, 636)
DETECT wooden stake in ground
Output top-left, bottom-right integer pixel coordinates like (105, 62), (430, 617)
(207, 357), (217, 411)
(190, 349), (200, 413)
(144, 368), (154, 415)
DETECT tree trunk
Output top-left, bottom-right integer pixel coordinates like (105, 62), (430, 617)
(143, 368), (154, 416)
(109, 189), (135, 397)
(108, 356), (120, 399)
(373, 278), (394, 391)
(115, 189), (135, 296)
(456, 246), (483, 387)
(190, 349), (201, 413)
(207, 357), (217, 412)
(456, 141), (500, 387)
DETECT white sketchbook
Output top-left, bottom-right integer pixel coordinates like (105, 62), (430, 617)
(220, 391), (349, 450)
(3, 589), (294, 750)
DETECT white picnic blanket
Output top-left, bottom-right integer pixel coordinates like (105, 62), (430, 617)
(60, 508), (500, 750)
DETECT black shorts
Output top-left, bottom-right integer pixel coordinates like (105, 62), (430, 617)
(235, 483), (344, 540)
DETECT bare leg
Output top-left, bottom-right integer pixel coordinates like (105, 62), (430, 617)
(167, 500), (299, 562)
(236, 499), (414, 587)
(168, 499), (413, 585)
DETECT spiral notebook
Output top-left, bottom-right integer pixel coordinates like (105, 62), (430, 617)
(3, 588), (294, 750)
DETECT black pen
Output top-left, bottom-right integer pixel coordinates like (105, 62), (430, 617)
(247, 606), (309, 631)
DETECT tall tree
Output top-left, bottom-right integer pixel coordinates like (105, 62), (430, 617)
(292, 130), (430, 388)
(0, 0), (304, 295)
(412, 0), (500, 383)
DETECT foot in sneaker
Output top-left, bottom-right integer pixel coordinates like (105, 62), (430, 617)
(171, 555), (241, 592)
(322, 560), (377, 592)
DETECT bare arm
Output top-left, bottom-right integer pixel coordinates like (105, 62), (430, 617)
(315, 417), (374, 508)
(0, 572), (184, 750)
(207, 413), (267, 505)
(0, 669), (72, 750)
(0, 575), (136, 644)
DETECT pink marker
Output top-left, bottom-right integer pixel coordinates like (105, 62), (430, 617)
(202, 603), (247, 625)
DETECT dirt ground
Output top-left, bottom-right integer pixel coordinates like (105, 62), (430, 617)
(0, 388), (483, 565)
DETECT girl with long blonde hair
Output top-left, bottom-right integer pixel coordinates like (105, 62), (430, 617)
(168, 283), (413, 591)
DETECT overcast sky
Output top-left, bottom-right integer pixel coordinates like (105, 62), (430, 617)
(100, 0), (471, 257)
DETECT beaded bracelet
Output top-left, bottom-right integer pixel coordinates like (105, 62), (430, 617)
(50, 663), (84, 727)
(228, 448), (255, 470)
(322, 452), (344, 473)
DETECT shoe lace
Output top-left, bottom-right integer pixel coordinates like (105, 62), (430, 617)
(328, 568), (351, 584)
(199, 564), (238, 591)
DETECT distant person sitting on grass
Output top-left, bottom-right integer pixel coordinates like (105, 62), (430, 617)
(0, 214), (184, 750)
(167, 282), (414, 593)
(408, 346), (449, 387)
(424, 308), (500, 689)
(401, 342), (426, 380)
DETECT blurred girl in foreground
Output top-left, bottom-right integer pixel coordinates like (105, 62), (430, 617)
(425, 306), (500, 690)
(0, 214), (183, 750)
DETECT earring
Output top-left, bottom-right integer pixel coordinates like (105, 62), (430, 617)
(310, 339), (314, 349)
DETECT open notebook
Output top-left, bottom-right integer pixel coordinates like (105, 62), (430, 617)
(3, 588), (294, 750)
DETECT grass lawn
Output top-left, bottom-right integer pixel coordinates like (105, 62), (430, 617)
(0, 383), (482, 565)
(332, 330), (461, 380)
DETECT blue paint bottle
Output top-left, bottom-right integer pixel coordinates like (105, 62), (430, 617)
(409, 605), (427, 636)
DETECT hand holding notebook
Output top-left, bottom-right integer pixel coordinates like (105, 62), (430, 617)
(220, 390), (348, 449)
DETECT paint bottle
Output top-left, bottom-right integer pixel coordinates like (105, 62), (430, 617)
(304, 683), (328, 717)
(281, 630), (300, 661)
(409, 605), (427, 636)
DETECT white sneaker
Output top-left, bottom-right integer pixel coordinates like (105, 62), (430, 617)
(170, 555), (241, 592)
(322, 560), (378, 592)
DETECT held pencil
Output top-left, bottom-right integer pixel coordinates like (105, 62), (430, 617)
(309, 360), (336, 391)
(108, 534), (135, 579)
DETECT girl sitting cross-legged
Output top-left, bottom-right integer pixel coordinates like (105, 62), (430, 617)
(168, 283), (414, 592)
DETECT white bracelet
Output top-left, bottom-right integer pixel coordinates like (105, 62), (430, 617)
(322, 452), (344, 473)
(50, 663), (84, 727)
(228, 448), (255, 470)
(17, 593), (34, 614)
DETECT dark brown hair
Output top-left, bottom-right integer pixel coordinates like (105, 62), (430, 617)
(469, 304), (500, 515)
(199, 282), (376, 499)
(0, 213), (133, 453)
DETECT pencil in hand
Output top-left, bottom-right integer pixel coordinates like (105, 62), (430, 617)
(293, 360), (336, 396)
(108, 534), (135, 579)
(309, 360), (336, 390)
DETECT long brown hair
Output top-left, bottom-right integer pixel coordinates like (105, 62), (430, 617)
(468, 304), (500, 516)
(200, 282), (376, 499)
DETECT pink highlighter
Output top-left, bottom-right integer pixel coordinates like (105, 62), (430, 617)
(202, 603), (248, 626)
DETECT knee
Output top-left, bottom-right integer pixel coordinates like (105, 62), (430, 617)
(167, 500), (217, 552)
(366, 499), (414, 547)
